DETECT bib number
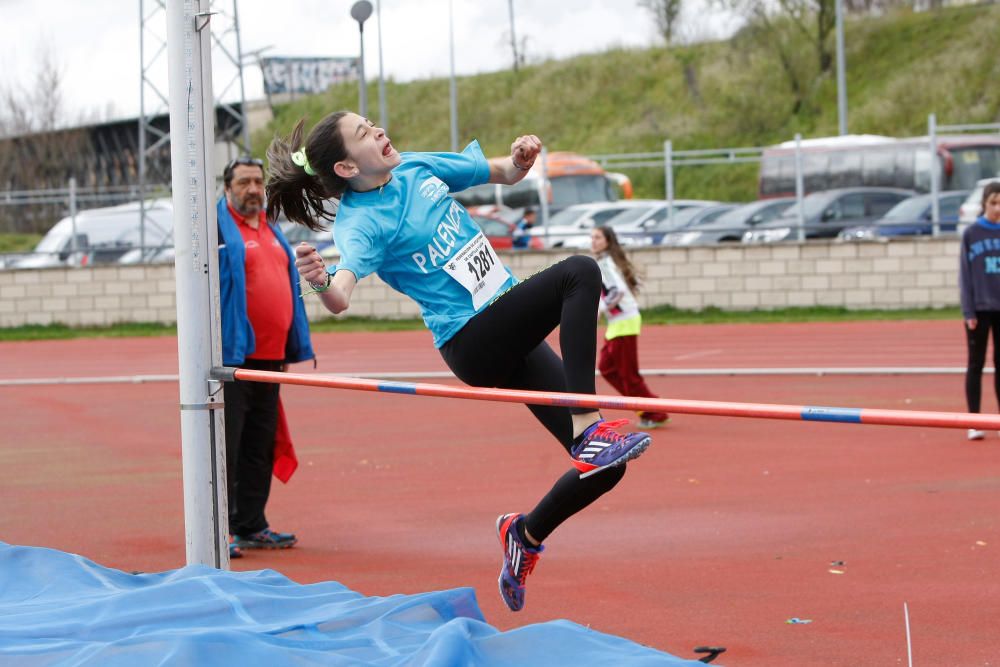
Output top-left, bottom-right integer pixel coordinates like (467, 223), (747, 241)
(442, 232), (507, 310)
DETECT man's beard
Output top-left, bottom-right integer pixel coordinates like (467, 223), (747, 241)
(237, 197), (262, 217)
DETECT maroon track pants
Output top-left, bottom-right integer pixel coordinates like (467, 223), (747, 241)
(598, 334), (668, 422)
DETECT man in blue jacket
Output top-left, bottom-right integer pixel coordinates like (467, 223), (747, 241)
(218, 156), (314, 559)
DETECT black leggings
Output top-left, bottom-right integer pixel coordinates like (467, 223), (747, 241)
(965, 311), (1000, 413)
(440, 255), (627, 543)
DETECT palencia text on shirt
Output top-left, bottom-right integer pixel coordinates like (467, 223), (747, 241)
(411, 201), (465, 274)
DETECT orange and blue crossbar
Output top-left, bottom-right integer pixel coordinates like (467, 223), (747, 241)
(213, 367), (1000, 430)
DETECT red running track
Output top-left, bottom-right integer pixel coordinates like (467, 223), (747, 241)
(1, 320), (998, 665)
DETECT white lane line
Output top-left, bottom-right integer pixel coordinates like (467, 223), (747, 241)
(672, 349), (723, 361)
(0, 366), (991, 387)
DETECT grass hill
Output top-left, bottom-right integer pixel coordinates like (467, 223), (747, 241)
(254, 3), (1000, 203)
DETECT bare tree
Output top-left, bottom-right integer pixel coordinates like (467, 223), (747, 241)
(712, 0), (839, 115)
(508, 0), (520, 72)
(0, 46), (89, 232)
(638, 0), (685, 45)
(722, 0), (836, 73)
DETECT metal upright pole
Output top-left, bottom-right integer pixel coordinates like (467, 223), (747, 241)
(835, 0), (848, 136)
(138, 0), (147, 261)
(508, 0), (519, 71)
(538, 147), (550, 230)
(929, 113), (941, 236)
(664, 140), (674, 228)
(351, 1), (373, 119)
(233, 0), (251, 153)
(795, 133), (806, 242)
(358, 25), (368, 118)
(376, 0), (387, 130)
(69, 177), (78, 258)
(166, 0), (228, 569)
(448, 0), (458, 152)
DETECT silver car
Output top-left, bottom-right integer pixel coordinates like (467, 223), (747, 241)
(661, 198), (794, 246)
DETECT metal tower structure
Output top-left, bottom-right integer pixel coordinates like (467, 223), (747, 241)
(138, 0), (250, 260)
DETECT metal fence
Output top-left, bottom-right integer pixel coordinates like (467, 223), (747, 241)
(587, 114), (1000, 239)
(3, 115), (1000, 268)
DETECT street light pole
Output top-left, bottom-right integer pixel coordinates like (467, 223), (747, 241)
(350, 1), (373, 119)
(448, 0), (458, 151)
(376, 0), (387, 130)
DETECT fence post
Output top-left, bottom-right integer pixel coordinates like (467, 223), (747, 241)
(929, 113), (940, 236)
(794, 134), (805, 242)
(538, 146), (550, 232)
(69, 178), (78, 261)
(664, 139), (674, 228)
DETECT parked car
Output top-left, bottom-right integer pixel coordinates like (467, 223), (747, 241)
(556, 199), (720, 249)
(661, 197), (796, 246)
(742, 187), (915, 244)
(10, 199), (174, 269)
(529, 200), (660, 248)
(837, 190), (969, 242)
(620, 203), (738, 246)
(958, 177), (1000, 233)
(467, 205), (542, 250)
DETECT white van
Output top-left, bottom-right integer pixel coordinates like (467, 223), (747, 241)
(11, 199), (174, 269)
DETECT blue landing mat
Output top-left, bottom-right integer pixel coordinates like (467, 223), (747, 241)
(0, 542), (709, 666)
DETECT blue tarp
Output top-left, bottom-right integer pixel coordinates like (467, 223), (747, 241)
(0, 543), (707, 666)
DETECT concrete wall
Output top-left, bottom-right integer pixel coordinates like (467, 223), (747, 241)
(0, 237), (961, 328)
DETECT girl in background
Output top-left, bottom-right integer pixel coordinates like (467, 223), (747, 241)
(591, 226), (669, 429)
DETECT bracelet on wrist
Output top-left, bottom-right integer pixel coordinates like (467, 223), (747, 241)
(512, 155), (531, 171)
(301, 270), (332, 296)
(312, 271), (332, 291)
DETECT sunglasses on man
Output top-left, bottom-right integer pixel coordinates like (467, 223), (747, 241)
(223, 156), (264, 182)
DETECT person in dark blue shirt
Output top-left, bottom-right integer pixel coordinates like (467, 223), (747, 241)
(959, 181), (1000, 440)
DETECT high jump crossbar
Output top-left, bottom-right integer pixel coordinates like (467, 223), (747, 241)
(213, 367), (1000, 430)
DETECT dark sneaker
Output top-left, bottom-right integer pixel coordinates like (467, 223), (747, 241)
(571, 419), (651, 478)
(496, 513), (543, 612)
(233, 528), (297, 550)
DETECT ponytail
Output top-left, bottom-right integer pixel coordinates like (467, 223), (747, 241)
(265, 111), (351, 232)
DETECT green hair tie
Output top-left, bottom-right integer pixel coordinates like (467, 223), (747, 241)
(291, 148), (316, 176)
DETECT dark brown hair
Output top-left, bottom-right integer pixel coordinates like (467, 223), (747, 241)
(595, 226), (640, 294)
(223, 156), (264, 187)
(980, 181), (1000, 217)
(265, 111), (351, 231)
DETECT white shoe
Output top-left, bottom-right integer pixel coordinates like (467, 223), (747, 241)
(967, 429), (985, 441)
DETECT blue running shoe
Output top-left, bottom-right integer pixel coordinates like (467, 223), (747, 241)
(496, 513), (543, 612)
(570, 419), (651, 478)
(233, 528), (297, 550)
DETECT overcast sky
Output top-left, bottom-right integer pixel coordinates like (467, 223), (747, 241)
(2, 0), (741, 124)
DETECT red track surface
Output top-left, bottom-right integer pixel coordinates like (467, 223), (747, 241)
(2, 321), (998, 665)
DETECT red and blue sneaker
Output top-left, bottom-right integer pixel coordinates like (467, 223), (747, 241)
(496, 513), (543, 612)
(570, 419), (651, 478)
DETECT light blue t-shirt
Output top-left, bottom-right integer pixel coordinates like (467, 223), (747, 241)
(333, 140), (518, 347)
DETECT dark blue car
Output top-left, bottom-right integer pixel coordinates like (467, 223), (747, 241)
(838, 190), (969, 241)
